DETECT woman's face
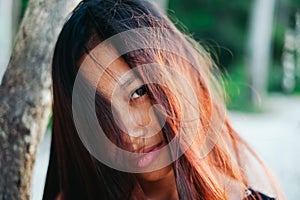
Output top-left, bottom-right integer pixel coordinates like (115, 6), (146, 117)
(81, 48), (173, 182)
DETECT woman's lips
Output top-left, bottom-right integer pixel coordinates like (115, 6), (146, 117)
(136, 141), (164, 168)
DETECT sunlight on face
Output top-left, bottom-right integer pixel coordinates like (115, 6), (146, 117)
(80, 47), (173, 182)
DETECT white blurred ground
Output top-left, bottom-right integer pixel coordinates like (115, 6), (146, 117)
(229, 94), (300, 200)
(31, 94), (300, 200)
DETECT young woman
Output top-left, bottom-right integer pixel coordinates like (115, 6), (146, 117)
(43, 0), (282, 199)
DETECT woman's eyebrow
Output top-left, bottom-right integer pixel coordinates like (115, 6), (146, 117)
(119, 76), (135, 89)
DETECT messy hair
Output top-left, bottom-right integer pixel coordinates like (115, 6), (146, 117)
(44, 0), (282, 199)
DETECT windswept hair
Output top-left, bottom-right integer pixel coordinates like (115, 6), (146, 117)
(43, 0), (282, 199)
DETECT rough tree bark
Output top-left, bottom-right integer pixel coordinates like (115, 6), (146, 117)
(0, 0), (80, 199)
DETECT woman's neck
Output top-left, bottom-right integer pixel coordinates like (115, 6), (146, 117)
(138, 169), (179, 200)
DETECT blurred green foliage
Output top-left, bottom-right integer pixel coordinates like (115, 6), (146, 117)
(168, 0), (300, 111)
(168, 0), (251, 71)
(168, 0), (254, 111)
(20, 0), (29, 20)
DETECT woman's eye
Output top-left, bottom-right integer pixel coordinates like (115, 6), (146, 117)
(131, 85), (147, 100)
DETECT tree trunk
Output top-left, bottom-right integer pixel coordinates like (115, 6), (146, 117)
(247, 0), (276, 109)
(0, 0), (80, 199)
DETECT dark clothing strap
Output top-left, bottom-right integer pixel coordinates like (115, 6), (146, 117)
(244, 188), (275, 200)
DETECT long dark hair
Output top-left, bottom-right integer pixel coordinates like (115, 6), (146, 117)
(43, 0), (282, 199)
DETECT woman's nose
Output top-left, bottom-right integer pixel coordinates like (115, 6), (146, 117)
(115, 102), (152, 138)
(131, 106), (151, 126)
(128, 108), (152, 137)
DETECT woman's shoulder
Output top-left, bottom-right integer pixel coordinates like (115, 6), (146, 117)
(243, 188), (275, 200)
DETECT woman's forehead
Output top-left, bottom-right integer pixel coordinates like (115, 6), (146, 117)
(79, 47), (133, 99)
(99, 58), (133, 98)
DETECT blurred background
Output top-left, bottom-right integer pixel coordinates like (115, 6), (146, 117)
(0, 0), (299, 199)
